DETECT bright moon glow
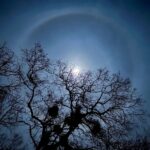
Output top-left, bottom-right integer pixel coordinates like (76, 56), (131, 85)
(72, 66), (80, 76)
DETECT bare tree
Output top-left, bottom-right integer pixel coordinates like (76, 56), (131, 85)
(0, 43), (22, 126)
(112, 136), (150, 150)
(0, 132), (27, 150)
(18, 44), (144, 149)
(0, 43), (145, 149)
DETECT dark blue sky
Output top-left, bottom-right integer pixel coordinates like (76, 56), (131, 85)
(0, 0), (150, 113)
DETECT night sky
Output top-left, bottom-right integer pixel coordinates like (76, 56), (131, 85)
(0, 0), (150, 115)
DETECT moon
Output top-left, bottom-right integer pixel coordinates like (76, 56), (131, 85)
(72, 66), (80, 76)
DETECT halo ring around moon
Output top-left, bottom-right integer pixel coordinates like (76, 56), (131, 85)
(25, 9), (134, 76)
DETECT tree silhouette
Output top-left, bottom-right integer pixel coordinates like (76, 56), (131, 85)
(0, 43), (22, 126)
(0, 132), (27, 150)
(0, 43), (146, 149)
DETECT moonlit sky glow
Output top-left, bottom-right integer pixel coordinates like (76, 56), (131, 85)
(0, 0), (150, 116)
(72, 66), (80, 76)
